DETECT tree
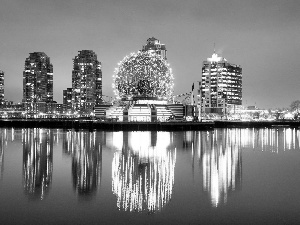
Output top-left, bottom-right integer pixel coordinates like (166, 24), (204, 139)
(291, 100), (300, 120)
(290, 100), (300, 113)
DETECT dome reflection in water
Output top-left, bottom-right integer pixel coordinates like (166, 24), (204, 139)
(111, 131), (176, 213)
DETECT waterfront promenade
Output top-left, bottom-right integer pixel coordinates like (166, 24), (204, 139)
(1, 119), (300, 131)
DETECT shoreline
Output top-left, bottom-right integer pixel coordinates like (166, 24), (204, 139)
(0, 119), (214, 131)
(1, 119), (300, 131)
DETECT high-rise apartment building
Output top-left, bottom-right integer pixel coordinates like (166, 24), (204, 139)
(63, 88), (72, 113)
(199, 52), (242, 114)
(72, 50), (102, 115)
(142, 37), (167, 60)
(23, 52), (53, 112)
(0, 70), (4, 105)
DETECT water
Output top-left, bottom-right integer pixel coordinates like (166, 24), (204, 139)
(0, 128), (300, 224)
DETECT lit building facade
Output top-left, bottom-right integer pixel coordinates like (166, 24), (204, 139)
(95, 37), (185, 121)
(22, 52), (53, 112)
(142, 37), (167, 60)
(63, 88), (72, 114)
(72, 50), (102, 115)
(199, 52), (242, 114)
(0, 70), (4, 105)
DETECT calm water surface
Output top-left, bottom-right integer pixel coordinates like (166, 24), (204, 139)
(0, 128), (300, 224)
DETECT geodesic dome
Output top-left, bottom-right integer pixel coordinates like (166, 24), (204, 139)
(113, 51), (174, 100)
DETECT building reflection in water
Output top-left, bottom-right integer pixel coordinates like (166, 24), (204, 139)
(0, 128), (22, 181)
(196, 129), (242, 207)
(0, 128), (6, 181)
(112, 131), (176, 213)
(239, 127), (300, 152)
(193, 127), (300, 207)
(63, 130), (103, 197)
(7, 127), (300, 205)
(22, 128), (53, 200)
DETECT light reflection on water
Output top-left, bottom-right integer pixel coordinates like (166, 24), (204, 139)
(239, 127), (300, 152)
(22, 128), (53, 200)
(63, 131), (103, 197)
(197, 129), (242, 207)
(111, 132), (176, 212)
(0, 127), (300, 224)
(0, 128), (5, 181)
(18, 127), (300, 206)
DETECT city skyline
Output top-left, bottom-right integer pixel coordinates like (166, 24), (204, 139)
(0, 0), (299, 109)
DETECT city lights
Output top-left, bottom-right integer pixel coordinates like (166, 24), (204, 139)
(113, 51), (174, 101)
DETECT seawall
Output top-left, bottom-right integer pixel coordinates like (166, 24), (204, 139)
(1, 119), (300, 131)
(0, 119), (214, 131)
(214, 120), (300, 128)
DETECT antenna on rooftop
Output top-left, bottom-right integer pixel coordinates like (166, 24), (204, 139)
(213, 43), (216, 54)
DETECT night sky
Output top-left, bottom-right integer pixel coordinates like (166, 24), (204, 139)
(0, 0), (299, 108)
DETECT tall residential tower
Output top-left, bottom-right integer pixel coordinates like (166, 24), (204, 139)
(71, 50), (102, 115)
(0, 70), (4, 105)
(199, 52), (242, 114)
(22, 52), (53, 112)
